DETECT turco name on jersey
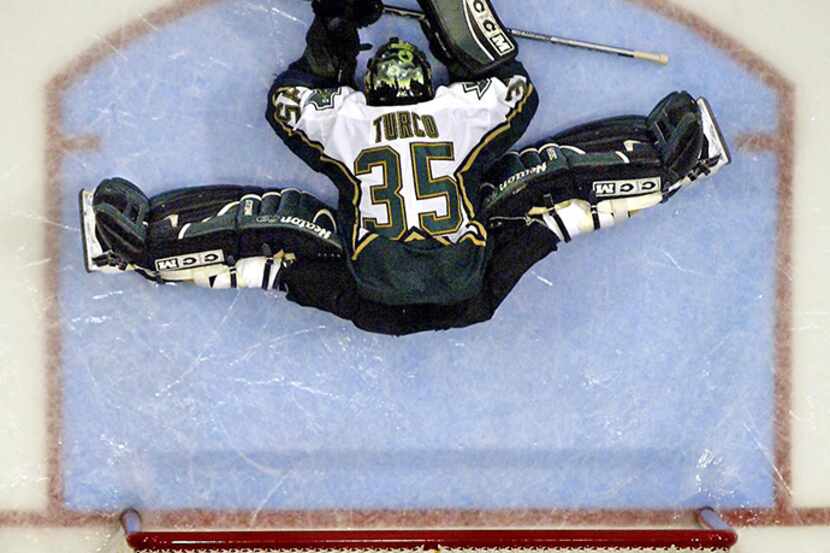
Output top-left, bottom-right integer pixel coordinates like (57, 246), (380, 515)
(268, 64), (538, 306)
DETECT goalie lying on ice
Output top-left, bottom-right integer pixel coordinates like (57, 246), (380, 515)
(81, 89), (730, 336)
(80, 0), (730, 335)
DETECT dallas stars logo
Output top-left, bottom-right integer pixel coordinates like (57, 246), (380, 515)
(462, 79), (492, 100)
(308, 88), (341, 111)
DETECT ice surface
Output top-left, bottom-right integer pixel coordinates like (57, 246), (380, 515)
(10, 0), (792, 528)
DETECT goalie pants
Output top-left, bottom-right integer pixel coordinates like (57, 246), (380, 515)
(280, 222), (557, 336)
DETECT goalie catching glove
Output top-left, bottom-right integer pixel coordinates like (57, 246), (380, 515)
(292, 1), (383, 87)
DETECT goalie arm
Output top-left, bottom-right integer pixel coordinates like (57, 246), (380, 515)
(266, 3), (384, 194)
(265, 4), (366, 152)
(450, 60), (539, 195)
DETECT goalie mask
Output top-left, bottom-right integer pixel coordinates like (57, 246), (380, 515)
(365, 38), (434, 106)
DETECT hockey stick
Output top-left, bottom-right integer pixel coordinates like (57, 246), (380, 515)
(380, 4), (669, 65)
(301, 1), (669, 65)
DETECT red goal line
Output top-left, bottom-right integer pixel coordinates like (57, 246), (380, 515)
(121, 508), (738, 552)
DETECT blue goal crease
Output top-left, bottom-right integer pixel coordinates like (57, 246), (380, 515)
(58, 0), (778, 512)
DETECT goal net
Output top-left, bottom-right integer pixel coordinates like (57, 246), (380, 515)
(121, 509), (737, 553)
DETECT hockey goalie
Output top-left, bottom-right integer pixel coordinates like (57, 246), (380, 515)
(80, 0), (730, 336)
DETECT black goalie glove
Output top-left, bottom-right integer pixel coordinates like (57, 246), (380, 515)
(311, 0), (384, 28)
(302, 1), (381, 86)
(302, 17), (361, 85)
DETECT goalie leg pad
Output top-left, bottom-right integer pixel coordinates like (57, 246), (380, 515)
(150, 187), (343, 289)
(483, 141), (666, 221)
(85, 181), (343, 286)
(483, 90), (731, 221)
(537, 192), (663, 243)
(145, 185), (247, 276)
(549, 115), (652, 153)
(182, 257), (283, 290)
(543, 91), (719, 189)
(237, 188), (341, 259)
(416, 0), (518, 77)
(483, 94), (732, 243)
(147, 187), (343, 275)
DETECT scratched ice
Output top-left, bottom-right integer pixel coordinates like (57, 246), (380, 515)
(53, 0), (780, 516)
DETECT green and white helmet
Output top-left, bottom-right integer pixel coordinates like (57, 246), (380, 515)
(365, 38), (434, 106)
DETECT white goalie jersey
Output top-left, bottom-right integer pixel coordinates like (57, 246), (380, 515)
(268, 65), (537, 306)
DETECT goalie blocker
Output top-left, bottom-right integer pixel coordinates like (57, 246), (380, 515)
(416, 0), (518, 77)
(81, 181), (343, 289)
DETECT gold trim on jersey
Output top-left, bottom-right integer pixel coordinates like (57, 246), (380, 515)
(352, 232), (380, 258)
(272, 87), (367, 257)
(453, 82), (536, 248)
(399, 227), (453, 245)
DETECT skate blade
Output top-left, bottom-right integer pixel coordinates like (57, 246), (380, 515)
(79, 189), (123, 274)
(697, 97), (732, 169)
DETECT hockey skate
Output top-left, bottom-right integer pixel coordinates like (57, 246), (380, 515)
(668, 97), (732, 195)
(79, 189), (136, 274)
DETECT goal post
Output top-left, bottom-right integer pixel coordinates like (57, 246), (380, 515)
(121, 508), (738, 552)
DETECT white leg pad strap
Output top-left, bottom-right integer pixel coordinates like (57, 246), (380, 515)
(556, 200), (596, 238)
(541, 191), (663, 241)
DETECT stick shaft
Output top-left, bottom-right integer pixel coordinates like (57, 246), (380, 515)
(382, 3), (669, 65)
(510, 28), (669, 65)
